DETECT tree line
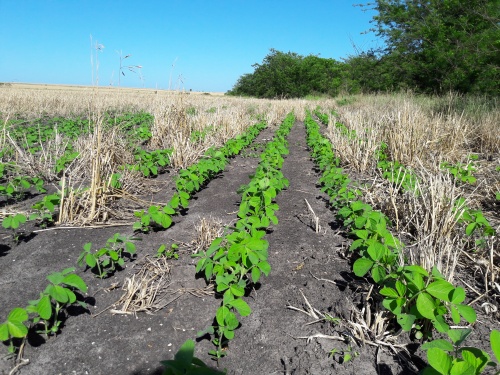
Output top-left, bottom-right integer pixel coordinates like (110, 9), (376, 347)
(227, 0), (499, 98)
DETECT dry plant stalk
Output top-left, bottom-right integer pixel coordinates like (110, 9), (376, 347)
(113, 256), (213, 314)
(190, 216), (225, 254)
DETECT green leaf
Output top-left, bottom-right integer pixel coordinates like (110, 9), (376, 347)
(427, 347), (453, 375)
(426, 280), (455, 302)
(491, 330), (500, 363)
(229, 298), (251, 317)
(367, 242), (386, 261)
(353, 257), (374, 277)
(251, 267), (261, 283)
(230, 284), (245, 297)
(450, 287), (465, 304)
(380, 287), (399, 298)
(6, 320), (28, 339)
(0, 324), (8, 341)
(397, 313), (416, 331)
(449, 361), (475, 375)
(37, 295), (52, 320)
(371, 265), (386, 283)
(216, 306), (230, 327)
(8, 308), (28, 323)
(450, 305), (461, 324)
(48, 285), (69, 303)
(62, 274), (87, 293)
(422, 339), (454, 352)
(416, 292), (436, 320)
(447, 329), (472, 346)
(465, 222), (477, 236)
(174, 339), (195, 364)
(455, 304), (477, 324)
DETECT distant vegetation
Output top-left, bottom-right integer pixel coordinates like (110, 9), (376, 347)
(227, 0), (499, 98)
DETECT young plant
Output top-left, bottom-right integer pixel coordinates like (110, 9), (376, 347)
(77, 233), (138, 278)
(156, 243), (179, 259)
(0, 308), (29, 354)
(133, 204), (175, 233)
(161, 339), (226, 375)
(422, 329), (500, 375)
(30, 193), (61, 227)
(26, 268), (88, 336)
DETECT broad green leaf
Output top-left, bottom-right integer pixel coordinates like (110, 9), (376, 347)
(48, 285), (69, 303)
(367, 242), (386, 261)
(37, 295), (52, 320)
(353, 257), (373, 277)
(455, 304), (477, 324)
(447, 329), (472, 346)
(251, 267), (261, 283)
(46, 271), (64, 285)
(422, 339), (454, 352)
(159, 214), (172, 228)
(461, 347), (490, 373)
(258, 261), (271, 276)
(7, 320), (28, 338)
(427, 348), (453, 375)
(230, 284), (245, 297)
(491, 330), (500, 363)
(8, 308), (28, 322)
(380, 287), (399, 298)
(416, 292), (436, 320)
(174, 339), (195, 364)
(397, 313), (416, 331)
(223, 328), (234, 340)
(450, 305), (460, 324)
(230, 298), (251, 317)
(216, 306), (230, 327)
(449, 361), (475, 375)
(426, 280), (455, 302)
(403, 265), (429, 277)
(433, 315), (450, 333)
(450, 287), (465, 304)
(465, 222), (477, 236)
(371, 265), (386, 283)
(395, 280), (406, 297)
(0, 324), (8, 341)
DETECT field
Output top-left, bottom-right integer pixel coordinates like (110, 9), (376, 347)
(0, 84), (499, 375)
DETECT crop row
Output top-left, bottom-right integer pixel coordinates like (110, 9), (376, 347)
(191, 112), (294, 363)
(304, 111), (500, 375)
(0, 118), (269, 371)
(315, 109), (497, 249)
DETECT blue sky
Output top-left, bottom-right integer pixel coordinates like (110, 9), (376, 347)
(0, 1), (382, 92)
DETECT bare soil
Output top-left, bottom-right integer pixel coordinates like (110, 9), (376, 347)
(1, 122), (498, 375)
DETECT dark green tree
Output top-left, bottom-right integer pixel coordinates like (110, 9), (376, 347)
(227, 49), (345, 98)
(370, 0), (500, 94)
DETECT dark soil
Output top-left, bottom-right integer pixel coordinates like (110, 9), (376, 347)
(1, 122), (498, 375)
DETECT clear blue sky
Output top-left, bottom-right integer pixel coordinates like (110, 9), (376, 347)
(0, 1), (382, 92)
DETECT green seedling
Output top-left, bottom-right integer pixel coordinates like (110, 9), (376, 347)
(2, 213), (28, 244)
(0, 308), (29, 354)
(77, 233), (138, 278)
(441, 157), (477, 184)
(161, 339), (226, 375)
(26, 268), (87, 336)
(422, 329), (500, 375)
(30, 193), (61, 227)
(157, 243), (179, 259)
(194, 113), (294, 359)
(133, 204), (175, 233)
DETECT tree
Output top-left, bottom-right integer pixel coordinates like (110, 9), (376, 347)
(370, 0), (500, 94)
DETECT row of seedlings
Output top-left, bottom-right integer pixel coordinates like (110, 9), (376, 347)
(316, 109), (497, 254)
(304, 111), (500, 375)
(0, 119), (268, 369)
(187, 112), (295, 363)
